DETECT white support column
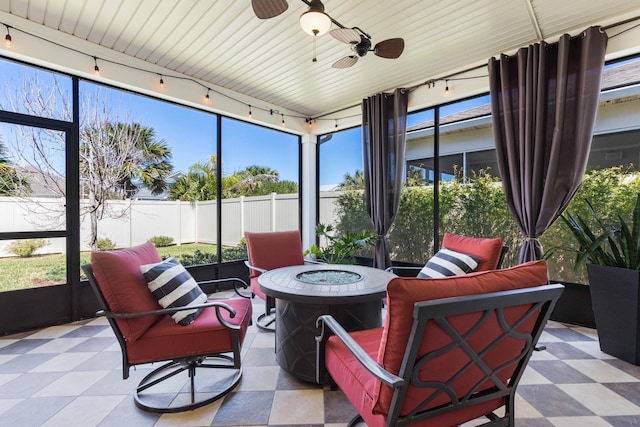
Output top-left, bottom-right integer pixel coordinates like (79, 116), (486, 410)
(301, 134), (317, 251)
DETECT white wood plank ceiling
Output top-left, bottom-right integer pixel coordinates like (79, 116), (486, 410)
(0, 0), (639, 118)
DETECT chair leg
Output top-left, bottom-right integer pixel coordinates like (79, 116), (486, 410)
(256, 297), (276, 332)
(347, 414), (365, 427)
(134, 355), (242, 413)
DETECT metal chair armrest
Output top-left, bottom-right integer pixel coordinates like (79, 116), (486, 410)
(316, 314), (404, 388)
(97, 300), (241, 329)
(244, 260), (267, 274)
(386, 265), (422, 275)
(197, 277), (251, 298)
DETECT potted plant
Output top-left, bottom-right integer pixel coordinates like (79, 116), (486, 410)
(304, 224), (375, 265)
(557, 193), (640, 365)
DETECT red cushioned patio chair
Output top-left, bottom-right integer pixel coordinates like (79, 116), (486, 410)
(82, 242), (252, 413)
(388, 232), (507, 277)
(317, 260), (563, 427)
(244, 230), (305, 331)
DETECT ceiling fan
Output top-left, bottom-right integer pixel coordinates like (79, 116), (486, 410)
(250, 0), (405, 67)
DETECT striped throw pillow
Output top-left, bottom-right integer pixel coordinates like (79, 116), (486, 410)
(417, 248), (479, 278)
(140, 257), (208, 326)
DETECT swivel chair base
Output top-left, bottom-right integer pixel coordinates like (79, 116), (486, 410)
(255, 312), (276, 332)
(134, 355), (242, 413)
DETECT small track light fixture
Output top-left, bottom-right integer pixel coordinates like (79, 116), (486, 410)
(93, 56), (100, 74)
(281, 114), (285, 126)
(4, 25), (11, 46)
(444, 80), (450, 95)
(204, 89), (211, 101)
(159, 75), (164, 87)
(248, 105), (253, 118)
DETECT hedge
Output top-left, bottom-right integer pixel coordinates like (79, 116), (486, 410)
(330, 166), (640, 284)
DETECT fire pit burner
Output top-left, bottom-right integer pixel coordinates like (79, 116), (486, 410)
(295, 269), (362, 285)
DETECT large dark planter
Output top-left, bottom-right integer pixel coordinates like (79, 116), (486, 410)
(587, 264), (640, 365)
(549, 281), (595, 328)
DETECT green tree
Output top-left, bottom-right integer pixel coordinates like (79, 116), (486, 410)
(336, 170), (365, 190)
(170, 161), (298, 200)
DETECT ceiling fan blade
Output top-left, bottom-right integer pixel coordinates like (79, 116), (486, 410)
(330, 28), (361, 44)
(332, 55), (359, 69)
(251, 0), (288, 19)
(374, 38), (405, 59)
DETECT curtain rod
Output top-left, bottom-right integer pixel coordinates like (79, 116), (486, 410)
(315, 14), (640, 120)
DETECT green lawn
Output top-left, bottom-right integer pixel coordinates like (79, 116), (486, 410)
(0, 243), (219, 292)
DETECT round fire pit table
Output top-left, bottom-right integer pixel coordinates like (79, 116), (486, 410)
(258, 263), (395, 383)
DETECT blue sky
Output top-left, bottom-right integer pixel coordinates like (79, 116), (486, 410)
(0, 56), (491, 188)
(0, 56), (310, 184)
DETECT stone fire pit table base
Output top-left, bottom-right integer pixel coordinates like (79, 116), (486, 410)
(258, 264), (395, 383)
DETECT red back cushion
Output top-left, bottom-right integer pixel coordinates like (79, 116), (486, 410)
(91, 242), (163, 343)
(374, 260), (549, 413)
(245, 230), (304, 278)
(442, 232), (503, 271)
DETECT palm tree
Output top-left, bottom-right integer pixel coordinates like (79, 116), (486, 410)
(337, 170), (365, 190)
(79, 122), (173, 249)
(227, 165), (279, 196)
(170, 156), (219, 201)
(110, 123), (173, 199)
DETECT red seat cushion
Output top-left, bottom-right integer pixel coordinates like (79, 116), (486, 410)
(126, 297), (253, 364)
(325, 328), (383, 424)
(441, 233), (503, 271)
(91, 242), (163, 343)
(374, 260), (549, 414)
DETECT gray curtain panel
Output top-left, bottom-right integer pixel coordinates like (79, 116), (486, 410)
(362, 88), (409, 269)
(488, 26), (608, 263)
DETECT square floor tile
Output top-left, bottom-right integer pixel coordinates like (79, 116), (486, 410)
(27, 337), (88, 354)
(517, 384), (594, 417)
(1, 396), (75, 426)
(212, 391), (273, 426)
(269, 389), (325, 424)
(557, 383), (640, 416)
(41, 395), (125, 427)
(34, 370), (110, 397)
(569, 359), (639, 383)
(30, 351), (97, 373)
(28, 325), (83, 339)
(528, 360), (596, 384)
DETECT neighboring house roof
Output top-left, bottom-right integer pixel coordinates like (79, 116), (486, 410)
(15, 166), (65, 198)
(14, 167), (185, 200)
(406, 60), (640, 134)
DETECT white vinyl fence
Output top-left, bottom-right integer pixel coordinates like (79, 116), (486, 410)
(0, 192), (344, 257)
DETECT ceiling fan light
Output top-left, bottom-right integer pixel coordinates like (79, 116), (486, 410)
(299, 9), (331, 36)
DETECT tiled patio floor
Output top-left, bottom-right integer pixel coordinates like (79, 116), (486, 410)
(1, 293), (640, 426)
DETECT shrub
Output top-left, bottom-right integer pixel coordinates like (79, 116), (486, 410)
(304, 223), (375, 264)
(222, 239), (247, 261)
(175, 250), (217, 266)
(148, 235), (174, 247)
(96, 237), (116, 251)
(6, 239), (48, 257)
